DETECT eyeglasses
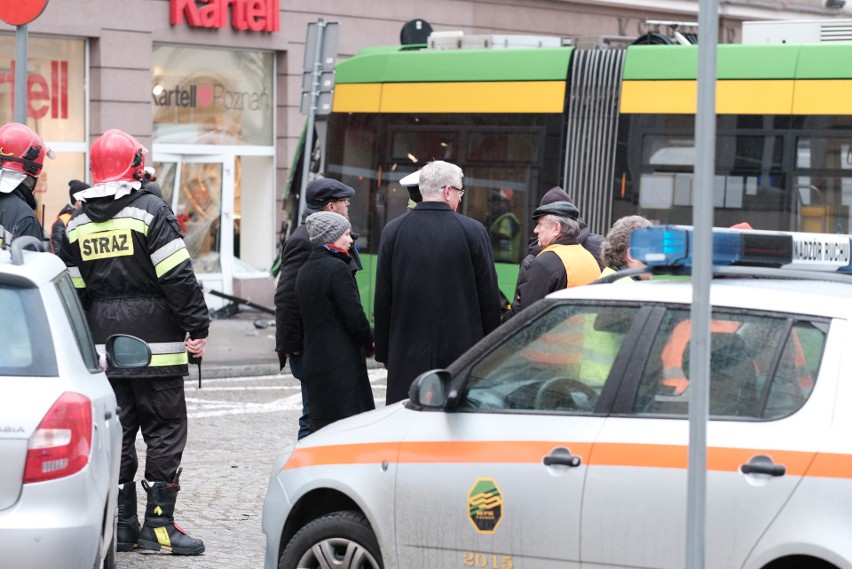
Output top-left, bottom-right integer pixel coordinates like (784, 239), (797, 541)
(447, 185), (465, 198)
(336, 198), (351, 205)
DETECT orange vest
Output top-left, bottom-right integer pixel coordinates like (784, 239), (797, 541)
(539, 244), (601, 288)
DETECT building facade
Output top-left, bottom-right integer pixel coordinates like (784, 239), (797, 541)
(1, 0), (848, 306)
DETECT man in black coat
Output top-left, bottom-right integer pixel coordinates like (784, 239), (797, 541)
(274, 177), (361, 439)
(374, 160), (501, 404)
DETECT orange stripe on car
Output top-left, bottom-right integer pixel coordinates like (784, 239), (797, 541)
(285, 441), (852, 479)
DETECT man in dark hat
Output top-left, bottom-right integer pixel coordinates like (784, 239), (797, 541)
(274, 177), (361, 439)
(51, 179), (88, 254)
(536, 186), (604, 266)
(505, 201), (601, 318)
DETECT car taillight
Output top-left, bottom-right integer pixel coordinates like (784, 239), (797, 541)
(24, 392), (92, 484)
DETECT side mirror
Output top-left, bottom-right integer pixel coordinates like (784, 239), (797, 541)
(408, 369), (451, 410)
(105, 334), (152, 368)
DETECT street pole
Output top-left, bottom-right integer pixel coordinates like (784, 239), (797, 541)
(298, 19), (327, 221)
(14, 24), (28, 124)
(686, 0), (718, 567)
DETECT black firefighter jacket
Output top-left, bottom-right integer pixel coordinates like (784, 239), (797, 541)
(0, 190), (43, 250)
(59, 188), (209, 378)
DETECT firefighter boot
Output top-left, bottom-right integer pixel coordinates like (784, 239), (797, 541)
(116, 481), (140, 551)
(137, 469), (205, 555)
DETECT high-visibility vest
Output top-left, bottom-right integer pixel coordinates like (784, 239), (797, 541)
(539, 243), (601, 288)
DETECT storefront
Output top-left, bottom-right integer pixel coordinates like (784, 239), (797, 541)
(1, 0), (847, 307)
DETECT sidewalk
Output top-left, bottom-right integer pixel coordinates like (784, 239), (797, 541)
(188, 309), (383, 380)
(186, 311), (279, 380)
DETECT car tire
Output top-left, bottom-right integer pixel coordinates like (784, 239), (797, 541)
(279, 510), (383, 569)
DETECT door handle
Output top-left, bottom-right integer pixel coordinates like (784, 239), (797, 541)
(741, 455), (785, 477)
(105, 408), (116, 421)
(543, 447), (582, 467)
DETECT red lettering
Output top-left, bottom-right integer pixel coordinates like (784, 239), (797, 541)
(3, 60), (70, 121)
(199, 0), (221, 28)
(170, 0), (202, 26)
(270, 0), (279, 32)
(27, 74), (49, 119)
(60, 61), (68, 119)
(170, 0), (278, 32)
(245, 0), (265, 32)
(224, 0), (245, 31)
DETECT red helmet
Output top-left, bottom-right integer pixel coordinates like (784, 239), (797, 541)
(0, 122), (52, 177)
(90, 129), (147, 184)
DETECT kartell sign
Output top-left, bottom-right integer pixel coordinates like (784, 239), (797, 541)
(170, 0), (280, 32)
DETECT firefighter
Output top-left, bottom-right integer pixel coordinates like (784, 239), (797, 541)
(59, 129), (209, 555)
(0, 122), (53, 250)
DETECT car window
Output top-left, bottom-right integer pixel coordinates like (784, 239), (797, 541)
(632, 309), (826, 419)
(55, 274), (100, 372)
(0, 285), (58, 376)
(458, 304), (640, 413)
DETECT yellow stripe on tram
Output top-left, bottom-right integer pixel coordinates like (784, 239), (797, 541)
(620, 79), (795, 115)
(793, 80), (852, 115)
(334, 81), (566, 114)
(333, 84), (382, 113)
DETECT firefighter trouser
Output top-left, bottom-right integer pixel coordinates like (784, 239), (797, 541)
(109, 375), (188, 484)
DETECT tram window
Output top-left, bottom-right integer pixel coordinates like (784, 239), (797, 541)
(643, 137), (694, 166)
(467, 132), (539, 163)
(796, 137), (852, 171)
(391, 130), (457, 162)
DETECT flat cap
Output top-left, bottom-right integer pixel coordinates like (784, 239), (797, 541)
(305, 178), (355, 209)
(532, 201), (580, 220)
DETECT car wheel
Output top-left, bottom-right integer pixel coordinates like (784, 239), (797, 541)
(279, 510), (383, 569)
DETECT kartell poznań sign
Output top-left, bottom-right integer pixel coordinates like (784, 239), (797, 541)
(0, 0), (49, 26)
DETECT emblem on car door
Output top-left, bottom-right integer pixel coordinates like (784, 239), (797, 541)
(468, 477), (503, 533)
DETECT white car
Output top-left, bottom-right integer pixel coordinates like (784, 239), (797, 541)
(263, 226), (852, 569)
(0, 237), (150, 569)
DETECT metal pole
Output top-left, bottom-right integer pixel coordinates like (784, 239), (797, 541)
(14, 24), (28, 124)
(686, 0), (718, 567)
(298, 20), (326, 221)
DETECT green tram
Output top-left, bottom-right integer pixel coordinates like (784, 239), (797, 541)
(290, 39), (852, 315)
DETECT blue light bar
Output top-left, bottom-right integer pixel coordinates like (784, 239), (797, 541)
(631, 225), (852, 273)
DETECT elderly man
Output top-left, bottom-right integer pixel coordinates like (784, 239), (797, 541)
(507, 201), (601, 317)
(374, 160), (501, 404)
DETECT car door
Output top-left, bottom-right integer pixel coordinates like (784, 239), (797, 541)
(580, 306), (831, 569)
(53, 274), (121, 502)
(394, 302), (648, 569)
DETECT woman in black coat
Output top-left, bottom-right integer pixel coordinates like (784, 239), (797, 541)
(296, 211), (375, 432)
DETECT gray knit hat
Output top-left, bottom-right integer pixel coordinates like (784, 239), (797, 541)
(306, 211), (351, 246)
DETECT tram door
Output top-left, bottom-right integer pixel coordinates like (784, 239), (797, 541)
(151, 154), (237, 307)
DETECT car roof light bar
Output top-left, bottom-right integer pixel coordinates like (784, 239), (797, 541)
(631, 225), (852, 273)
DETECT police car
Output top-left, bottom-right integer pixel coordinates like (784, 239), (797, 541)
(262, 226), (852, 569)
(0, 237), (150, 569)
